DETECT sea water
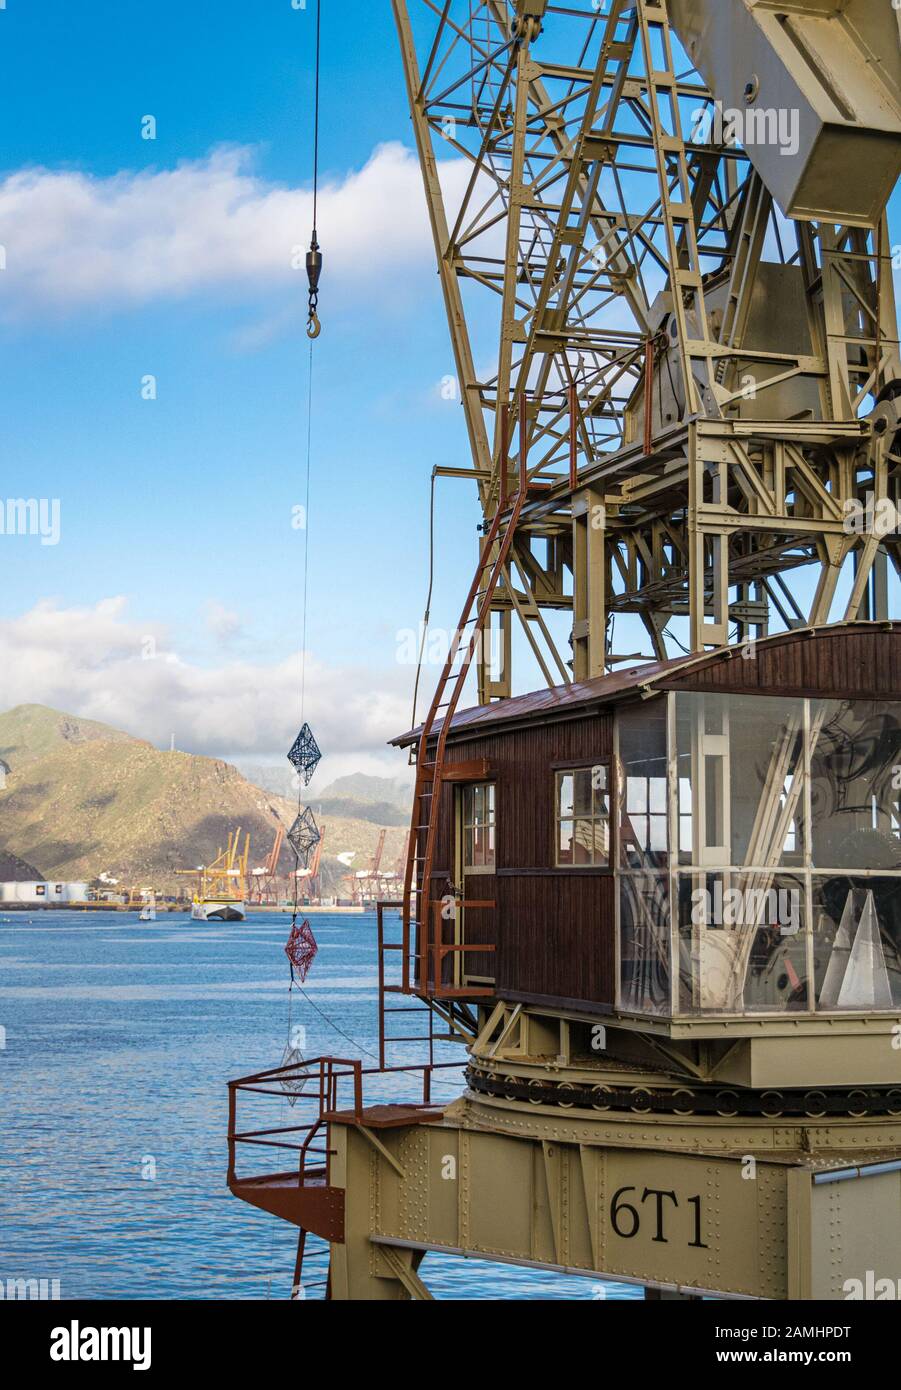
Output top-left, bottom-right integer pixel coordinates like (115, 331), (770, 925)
(0, 910), (639, 1301)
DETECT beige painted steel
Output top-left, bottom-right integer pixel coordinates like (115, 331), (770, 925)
(325, 1089), (901, 1300)
(394, 0), (901, 685)
(668, 0), (901, 225)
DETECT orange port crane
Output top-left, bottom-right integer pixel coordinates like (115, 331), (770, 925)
(296, 824), (326, 903)
(248, 825), (285, 905)
(344, 829), (386, 906)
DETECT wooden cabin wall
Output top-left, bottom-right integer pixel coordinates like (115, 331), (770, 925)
(662, 627), (901, 700)
(429, 713), (616, 1010)
(416, 624), (901, 1008)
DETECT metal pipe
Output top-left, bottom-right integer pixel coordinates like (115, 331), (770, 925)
(813, 1159), (901, 1185)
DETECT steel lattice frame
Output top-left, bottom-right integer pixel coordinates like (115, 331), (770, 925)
(393, 0), (901, 696)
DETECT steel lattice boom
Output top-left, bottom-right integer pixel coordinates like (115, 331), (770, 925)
(394, 0), (901, 693)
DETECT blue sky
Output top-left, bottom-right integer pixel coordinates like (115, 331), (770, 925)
(0, 1), (897, 785)
(0, 0), (480, 783)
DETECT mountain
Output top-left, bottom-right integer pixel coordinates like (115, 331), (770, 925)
(313, 796), (409, 827)
(0, 705), (294, 890)
(0, 849), (44, 881)
(317, 773), (412, 810)
(233, 762), (300, 802)
(235, 766), (413, 828)
(0, 705), (409, 896)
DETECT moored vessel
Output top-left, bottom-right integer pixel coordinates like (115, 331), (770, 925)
(180, 828), (249, 925)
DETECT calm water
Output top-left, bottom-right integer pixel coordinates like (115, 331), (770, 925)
(0, 910), (639, 1301)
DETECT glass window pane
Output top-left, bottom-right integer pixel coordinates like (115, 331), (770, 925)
(574, 770), (593, 816)
(810, 701), (901, 870)
(618, 700), (669, 869)
(620, 871), (670, 1014)
(595, 817), (610, 864)
(676, 692), (805, 869)
(649, 814), (667, 852)
(556, 767), (609, 867)
(463, 783), (495, 868)
(572, 819), (594, 864)
(676, 872), (807, 1014)
(813, 877), (901, 1009)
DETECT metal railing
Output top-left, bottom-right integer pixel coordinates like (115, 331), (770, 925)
(227, 1053), (458, 1188)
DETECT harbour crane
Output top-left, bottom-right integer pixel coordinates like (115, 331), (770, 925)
(393, 0), (900, 699)
(228, 0), (901, 1303)
(248, 825), (285, 906)
(296, 824), (326, 904)
(347, 828), (387, 905)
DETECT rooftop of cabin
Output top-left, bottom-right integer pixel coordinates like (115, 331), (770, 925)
(393, 620), (901, 746)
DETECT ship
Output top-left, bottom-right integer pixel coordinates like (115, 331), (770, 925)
(191, 898), (244, 923)
(181, 829), (249, 924)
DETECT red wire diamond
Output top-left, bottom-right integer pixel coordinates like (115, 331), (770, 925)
(284, 918), (318, 982)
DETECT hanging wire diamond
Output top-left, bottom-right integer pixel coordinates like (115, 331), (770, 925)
(287, 806), (321, 869)
(287, 723), (322, 786)
(285, 917), (318, 982)
(278, 1043), (312, 1107)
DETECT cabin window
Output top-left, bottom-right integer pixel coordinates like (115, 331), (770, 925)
(671, 693), (901, 1015)
(462, 783), (495, 872)
(618, 699), (669, 869)
(556, 765), (610, 866)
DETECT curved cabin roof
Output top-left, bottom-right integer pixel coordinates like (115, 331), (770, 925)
(392, 621), (901, 748)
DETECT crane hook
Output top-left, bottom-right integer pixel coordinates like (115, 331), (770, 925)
(306, 232), (323, 341)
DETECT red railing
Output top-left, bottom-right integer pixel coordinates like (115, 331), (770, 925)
(430, 899), (496, 998)
(227, 1054), (458, 1187)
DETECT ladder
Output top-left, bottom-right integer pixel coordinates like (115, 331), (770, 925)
(401, 411), (528, 997)
(377, 899), (435, 1069)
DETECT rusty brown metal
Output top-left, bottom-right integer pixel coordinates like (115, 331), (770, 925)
(430, 899), (496, 999)
(499, 402), (510, 512)
(230, 1169), (345, 1241)
(227, 1052), (455, 1265)
(377, 899), (436, 1070)
(393, 621), (901, 745)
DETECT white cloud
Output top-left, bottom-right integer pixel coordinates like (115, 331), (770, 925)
(205, 601), (243, 644)
(0, 142), (468, 315)
(0, 597), (413, 781)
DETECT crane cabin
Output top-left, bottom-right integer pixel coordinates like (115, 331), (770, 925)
(397, 623), (901, 1093)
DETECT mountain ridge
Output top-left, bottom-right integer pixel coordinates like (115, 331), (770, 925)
(0, 705), (407, 893)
